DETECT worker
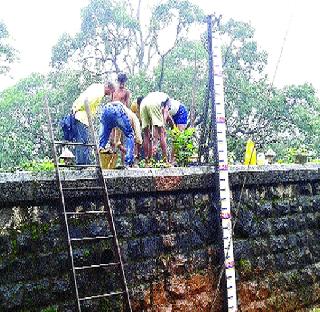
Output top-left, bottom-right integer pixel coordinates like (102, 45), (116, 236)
(167, 99), (188, 131)
(99, 101), (141, 167)
(131, 96), (144, 161)
(113, 73), (131, 107)
(72, 82), (115, 165)
(139, 92), (171, 163)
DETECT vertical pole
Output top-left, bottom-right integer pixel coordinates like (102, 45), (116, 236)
(208, 16), (238, 311)
(207, 15), (219, 169)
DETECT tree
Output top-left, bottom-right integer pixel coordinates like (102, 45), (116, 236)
(0, 71), (82, 169)
(218, 20), (320, 161)
(0, 21), (18, 76)
(154, 40), (207, 114)
(50, 0), (204, 80)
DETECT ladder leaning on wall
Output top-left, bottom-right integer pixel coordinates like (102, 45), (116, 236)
(44, 96), (132, 312)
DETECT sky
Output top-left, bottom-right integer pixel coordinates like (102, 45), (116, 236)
(0, 0), (319, 92)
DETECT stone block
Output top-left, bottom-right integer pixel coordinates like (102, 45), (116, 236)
(156, 195), (175, 211)
(114, 216), (132, 238)
(298, 196), (314, 213)
(274, 200), (291, 216)
(194, 193), (210, 210)
(127, 239), (142, 261)
(132, 214), (154, 236)
(233, 240), (254, 260)
(255, 202), (273, 218)
(258, 220), (273, 236)
(152, 211), (170, 234)
(171, 211), (190, 232)
(298, 183), (313, 196)
(110, 197), (136, 216)
(176, 194), (194, 210)
(141, 236), (163, 259)
(136, 196), (156, 213)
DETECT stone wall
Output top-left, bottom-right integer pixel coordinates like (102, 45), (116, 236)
(0, 165), (320, 311)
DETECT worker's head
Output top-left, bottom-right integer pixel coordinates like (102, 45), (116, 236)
(104, 81), (115, 96)
(161, 97), (171, 108)
(117, 73), (128, 88)
(137, 96), (144, 106)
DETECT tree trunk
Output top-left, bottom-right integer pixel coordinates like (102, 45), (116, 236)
(158, 56), (165, 91)
(190, 50), (197, 127)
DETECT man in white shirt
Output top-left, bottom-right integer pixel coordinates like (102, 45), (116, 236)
(139, 92), (171, 162)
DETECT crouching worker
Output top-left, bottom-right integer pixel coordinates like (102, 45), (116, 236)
(167, 99), (188, 131)
(99, 101), (141, 167)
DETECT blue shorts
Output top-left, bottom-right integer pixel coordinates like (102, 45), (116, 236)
(172, 103), (188, 125)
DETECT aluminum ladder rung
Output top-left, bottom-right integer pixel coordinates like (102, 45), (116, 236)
(54, 141), (96, 147)
(70, 235), (113, 242)
(79, 291), (124, 301)
(65, 211), (108, 215)
(75, 262), (119, 270)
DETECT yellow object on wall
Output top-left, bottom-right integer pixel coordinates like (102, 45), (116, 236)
(100, 151), (117, 169)
(244, 139), (257, 165)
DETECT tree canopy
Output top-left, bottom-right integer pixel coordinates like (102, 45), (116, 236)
(51, 0), (204, 78)
(0, 21), (18, 76)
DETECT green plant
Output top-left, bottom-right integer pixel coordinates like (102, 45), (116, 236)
(19, 158), (55, 172)
(41, 306), (58, 312)
(238, 258), (252, 274)
(278, 146), (312, 164)
(169, 127), (196, 167)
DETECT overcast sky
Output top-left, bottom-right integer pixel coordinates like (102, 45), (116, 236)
(0, 0), (319, 92)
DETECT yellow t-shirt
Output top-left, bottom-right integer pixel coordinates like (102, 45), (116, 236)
(72, 83), (105, 126)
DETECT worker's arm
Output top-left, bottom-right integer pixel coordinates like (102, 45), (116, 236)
(166, 114), (176, 128)
(162, 105), (170, 126)
(124, 90), (131, 107)
(132, 114), (142, 145)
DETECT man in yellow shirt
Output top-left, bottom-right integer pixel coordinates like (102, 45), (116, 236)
(72, 82), (115, 165)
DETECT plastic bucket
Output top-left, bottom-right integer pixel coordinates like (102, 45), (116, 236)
(100, 151), (117, 169)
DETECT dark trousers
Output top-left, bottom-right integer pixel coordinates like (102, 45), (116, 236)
(74, 120), (90, 165)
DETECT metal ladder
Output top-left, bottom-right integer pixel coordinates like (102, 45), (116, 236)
(44, 96), (132, 312)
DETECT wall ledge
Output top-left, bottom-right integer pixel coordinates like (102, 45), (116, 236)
(0, 164), (319, 205)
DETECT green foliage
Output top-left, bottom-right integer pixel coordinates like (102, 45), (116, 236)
(154, 40), (207, 110)
(0, 70), (82, 170)
(50, 0), (204, 77)
(238, 258), (252, 274)
(19, 158), (55, 172)
(170, 127), (196, 166)
(0, 21), (18, 75)
(278, 146), (311, 164)
(41, 306), (58, 312)
(138, 159), (171, 168)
